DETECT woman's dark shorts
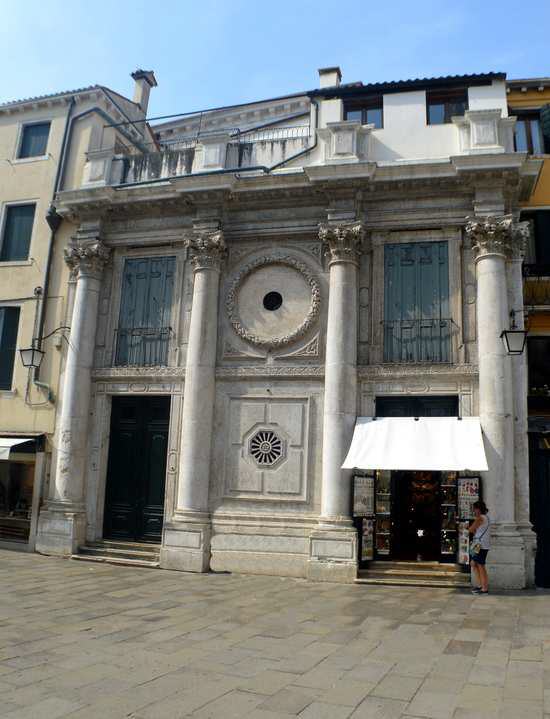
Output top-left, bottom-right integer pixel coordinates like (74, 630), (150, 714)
(471, 549), (489, 565)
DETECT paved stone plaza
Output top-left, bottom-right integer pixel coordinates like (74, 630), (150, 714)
(0, 549), (549, 719)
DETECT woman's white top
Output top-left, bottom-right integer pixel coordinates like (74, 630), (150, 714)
(473, 515), (490, 550)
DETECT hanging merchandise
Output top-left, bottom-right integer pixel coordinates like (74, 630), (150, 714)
(458, 476), (480, 519)
(353, 475), (374, 516)
(362, 518), (374, 561)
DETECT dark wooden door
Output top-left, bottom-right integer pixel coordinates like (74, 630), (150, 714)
(104, 396), (170, 542)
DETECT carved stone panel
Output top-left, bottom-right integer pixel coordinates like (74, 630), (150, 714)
(224, 396), (310, 502)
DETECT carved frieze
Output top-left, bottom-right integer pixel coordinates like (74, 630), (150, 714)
(319, 221), (364, 264)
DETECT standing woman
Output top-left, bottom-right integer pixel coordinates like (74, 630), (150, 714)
(469, 500), (490, 594)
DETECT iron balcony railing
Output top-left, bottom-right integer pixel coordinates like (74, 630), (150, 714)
(383, 318), (455, 363)
(113, 327), (172, 367)
(523, 264), (550, 306)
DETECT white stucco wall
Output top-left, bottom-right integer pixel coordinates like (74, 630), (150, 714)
(468, 81), (508, 116)
(370, 91), (458, 162)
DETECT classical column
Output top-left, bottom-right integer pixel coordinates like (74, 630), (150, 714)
(307, 220), (362, 583)
(36, 227), (110, 555)
(507, 221), (536, 584)
(466, 215), (532, 587)
(161, 227), (225, 572)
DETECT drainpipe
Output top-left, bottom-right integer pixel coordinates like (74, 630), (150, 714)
(269, 96), (319, 172)
(32, 97), (75, 395)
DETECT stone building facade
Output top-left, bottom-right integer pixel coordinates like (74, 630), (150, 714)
(35, 68), (541, 588)
(0, 70), (156, 550)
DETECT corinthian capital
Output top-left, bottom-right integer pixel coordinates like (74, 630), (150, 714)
(465, 215), (528, 261)
(510, 220), (531, 260)
(64, 239), (111, 277)
(319, 221), (364, 265)
(186, 230), (227, 271)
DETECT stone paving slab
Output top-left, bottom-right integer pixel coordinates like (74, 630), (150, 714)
(1, 549), (550, 718)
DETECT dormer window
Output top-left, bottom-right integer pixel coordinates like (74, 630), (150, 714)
(427, 89), (468, 124)
(344, 96), (383, 129)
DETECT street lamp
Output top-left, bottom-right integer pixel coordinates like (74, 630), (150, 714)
(19, 342), (45, 369)
(500, 310), (528, 355)
(19, 326), (71, 369)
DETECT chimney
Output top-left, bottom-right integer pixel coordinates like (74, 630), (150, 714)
(131, 69), (157, 114)
(318, 66), (342, 89)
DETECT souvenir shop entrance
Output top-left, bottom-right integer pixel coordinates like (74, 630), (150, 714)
(347, 396), (486, 568)
(354, 468), (474, 565)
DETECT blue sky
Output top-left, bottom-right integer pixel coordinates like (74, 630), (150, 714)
(1, 0), (548, 118)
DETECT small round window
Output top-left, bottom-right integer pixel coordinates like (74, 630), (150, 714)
(263, 291), (283, 311)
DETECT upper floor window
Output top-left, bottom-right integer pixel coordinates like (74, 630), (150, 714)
(513, 113), (546, 154)
(18, 122), (50, 159)
(427, 89), (468, 125)
(114, 256), (176, 367)
(344, 96), (383, 129)
(383, 241), (451, 363)
(0, 204), (36, 262)
(0, 307), (20, 390)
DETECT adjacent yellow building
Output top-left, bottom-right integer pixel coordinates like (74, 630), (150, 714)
(508, 77), (550, 586)
(0, 72), (156, 548)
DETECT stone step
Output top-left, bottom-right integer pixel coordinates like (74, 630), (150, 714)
(87, 539), (161, 554)
(71, 554), (159, 569)
(371, 561), (464, 573)
(365, 567), (467, 579)
(355, 576), (471, 589)
(78, 545), (160, 562)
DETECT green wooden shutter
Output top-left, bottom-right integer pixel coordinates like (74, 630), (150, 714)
(0, 307), (20, 389)
(384, 242), (449, 362)
(0, 205), (35, 261)
(116, 257), (176, 366)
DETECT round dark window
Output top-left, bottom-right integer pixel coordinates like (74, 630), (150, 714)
(263, 291), (283, 311)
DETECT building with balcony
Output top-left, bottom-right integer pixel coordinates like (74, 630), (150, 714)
(32, 67), (541, 589)
(0, 70), (156, 550)
(508, 77), (550, 586)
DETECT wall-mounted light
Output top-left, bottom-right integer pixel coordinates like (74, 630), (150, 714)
(500, 310), (528, 355)
(19, 326), (71, 369)
(19, 342), (45, 369)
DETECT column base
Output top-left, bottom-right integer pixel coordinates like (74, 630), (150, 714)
(306, 525), (358, 584)
(160, 511), (211, 573)
(35, 502), (86, 556)
(487, 523), (536, 589)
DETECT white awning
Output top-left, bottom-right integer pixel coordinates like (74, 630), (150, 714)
(342, 417), (489, 472)
(0, 438), (33, 461)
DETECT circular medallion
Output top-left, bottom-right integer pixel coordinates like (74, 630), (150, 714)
(226, 255), (321, 348)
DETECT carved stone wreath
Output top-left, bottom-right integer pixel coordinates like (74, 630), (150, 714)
(226, 255), (321, 348)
